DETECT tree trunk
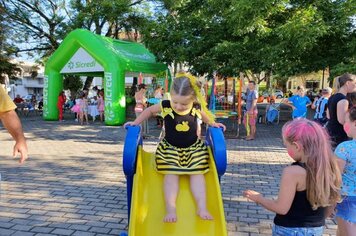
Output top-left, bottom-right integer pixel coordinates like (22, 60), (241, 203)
(70, 90), (77, 100)
(83, 76), (94, 90)
(265, 74), (270, 90)
(130, 77), (138, 96)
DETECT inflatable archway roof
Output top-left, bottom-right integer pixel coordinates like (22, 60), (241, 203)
(45, 29), (168, 74)
(43, 29), (169, 125)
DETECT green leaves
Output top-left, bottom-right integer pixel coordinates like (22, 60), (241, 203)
(0, 0), (354, 81)
(142, 0), (355, 80)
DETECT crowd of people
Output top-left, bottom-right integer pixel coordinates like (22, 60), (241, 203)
(13, 94), (43, 116)
(243, 73), (355, 235)
(126, 72), (355, 235)
(1, 72), (355, 235)
(56, 88), (105, 125)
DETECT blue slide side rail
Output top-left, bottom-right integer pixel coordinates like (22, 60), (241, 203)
(122, 126), (142, 223)
(206, 127), (227, 181)
(120, 126), (226, 236)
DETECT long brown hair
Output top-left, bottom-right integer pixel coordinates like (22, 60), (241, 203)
(282, 119), (341, 209)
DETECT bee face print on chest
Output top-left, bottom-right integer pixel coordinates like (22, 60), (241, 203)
(176, 121), (190, 132)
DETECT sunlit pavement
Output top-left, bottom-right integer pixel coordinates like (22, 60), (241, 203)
(0, 114), (337, 236)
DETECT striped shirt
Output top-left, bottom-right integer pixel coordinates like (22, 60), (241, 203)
(314, 97), (328, 119)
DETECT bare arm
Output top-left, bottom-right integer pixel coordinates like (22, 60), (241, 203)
(336, 99), (349, 125)
(311, 98), (318, 109)
(244, 166), (299, 215)
(283, 98), (294, 108)
(0, 110), (28, 163)
(124, 104), (161, 127)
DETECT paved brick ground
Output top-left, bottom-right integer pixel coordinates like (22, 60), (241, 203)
(0, 114), (337, 236)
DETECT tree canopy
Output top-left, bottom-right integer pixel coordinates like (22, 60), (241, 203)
(0, 0), (355, 82)
(142, 0), (355, 79)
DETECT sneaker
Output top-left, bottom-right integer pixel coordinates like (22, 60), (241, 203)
(75, 119), (78, 122)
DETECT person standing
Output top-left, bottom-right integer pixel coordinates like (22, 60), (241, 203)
(334, 106), (356, 236)
(134, 84), (148, 138)
(243, 81), (258, 140)
(311, 87), (332, 126)
(97, 89), (105, 122)
(244, 119), (341, 236)
(0, 85), (28, 163)
(154, 85), (164, 127)
(284, 86), (312, 119)
(326, 73), (356, 148)
(57, 91), (66, 121)
(79, 92), (89, 125)
(71, 95), (81, 122)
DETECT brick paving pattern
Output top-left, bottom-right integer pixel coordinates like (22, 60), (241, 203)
(0, 114), (337, 235)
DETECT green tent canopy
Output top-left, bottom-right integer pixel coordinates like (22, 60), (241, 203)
(43, 29), (170, 125)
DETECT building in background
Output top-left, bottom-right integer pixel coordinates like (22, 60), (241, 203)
(286, 69), (330, 95)
(7, 59), (44, 99)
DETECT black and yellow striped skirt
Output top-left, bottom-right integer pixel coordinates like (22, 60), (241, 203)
(155, 139), (209, 175)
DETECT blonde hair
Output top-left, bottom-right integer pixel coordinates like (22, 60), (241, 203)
(172, 72), (215, 124)
(333, 73), (355, 91)
(297, 86), (305, 93)
(282, 119), (341, 209)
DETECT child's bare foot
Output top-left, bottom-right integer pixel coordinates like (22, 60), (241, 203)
(163, 211), (177, 223)
(197, 209), (213, 220)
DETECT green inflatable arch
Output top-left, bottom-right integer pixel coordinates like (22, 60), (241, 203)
(44, 29), (170, 125)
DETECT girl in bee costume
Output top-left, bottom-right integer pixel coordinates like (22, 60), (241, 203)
(124, 72), (226, 223)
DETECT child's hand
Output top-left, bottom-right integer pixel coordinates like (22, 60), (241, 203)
(243, 189), (262, 203)
(210, 122), (226, 132)
(123, 121), (137, 129)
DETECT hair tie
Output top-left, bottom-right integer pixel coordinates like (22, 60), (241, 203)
(175, 72), (215, 124)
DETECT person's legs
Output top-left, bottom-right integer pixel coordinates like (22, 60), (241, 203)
(135, 112), (145, 137)
(243, 113), (250, 138)
(337, 217), (356, 236)
(85, 112), (89, 124)
(58, 106), (63, 121)
(190, 174), (213, 220)
(79, 111), (84, 125)
(272, 224), (323, 236)
(163, 174), (179, 222)
(246, 113), (257, 140)
(250, 124), (256, 138)
(336, 196), (356, 236)
(144, 116), (149, 135)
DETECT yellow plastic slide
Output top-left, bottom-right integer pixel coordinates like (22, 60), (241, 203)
(128, 146), (227, 236)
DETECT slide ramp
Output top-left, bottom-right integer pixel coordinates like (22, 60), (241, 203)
(128, 147), (227, 236)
